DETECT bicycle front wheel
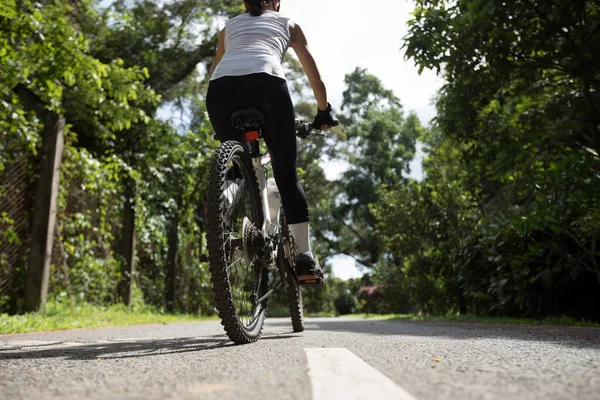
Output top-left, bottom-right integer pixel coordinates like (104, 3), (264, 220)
(206, 140), (267, 344)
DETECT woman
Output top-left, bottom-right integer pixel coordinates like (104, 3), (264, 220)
(206, 0), (336, 285)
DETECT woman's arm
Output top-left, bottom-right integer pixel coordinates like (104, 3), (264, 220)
(289, 21), (328, 111)
(209, 28), (226, 75)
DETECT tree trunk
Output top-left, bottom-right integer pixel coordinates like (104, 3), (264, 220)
(14, 85), (65, 313)
(118, 175), (136, 308)
(165, 214), (179, 313)
(576, 0), (600, 154)
(457, 283), (467, 315)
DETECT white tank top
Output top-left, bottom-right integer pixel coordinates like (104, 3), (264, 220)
(210, 11), (291, 81)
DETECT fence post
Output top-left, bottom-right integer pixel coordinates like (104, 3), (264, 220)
(165, 213), (179, 313)
(118, 175), (136, 308)
(15, 85), (65, 313)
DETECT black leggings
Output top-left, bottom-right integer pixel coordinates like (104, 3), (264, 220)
(206, 73), (309, 224)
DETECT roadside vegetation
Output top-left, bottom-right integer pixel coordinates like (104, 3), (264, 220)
(345, 314), (600, 329)
(1, 0), (598, 327)
(0, 300), (210, 334)
(3, 305), (597, 336)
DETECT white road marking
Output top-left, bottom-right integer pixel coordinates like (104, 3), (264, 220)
(305, 348), (417, 400)
(0, 340), (60, 348)
(0, 338), (162, 350)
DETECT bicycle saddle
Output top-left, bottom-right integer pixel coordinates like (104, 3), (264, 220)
(230, 107), (266, 130)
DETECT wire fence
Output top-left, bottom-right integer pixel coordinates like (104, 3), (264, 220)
(48, 148), (125, 303)
(0, 140), (128, 312)
(1, 135), (213, 315)
(0, 155), (34, 311)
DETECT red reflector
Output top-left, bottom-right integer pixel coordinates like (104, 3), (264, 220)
(246, 130), (259, 141)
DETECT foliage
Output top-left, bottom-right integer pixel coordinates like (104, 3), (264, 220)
(334, 293), (357, 315)
(460, 149), (600, 318)
(0, 0), (158, 132)
(372, 125), (479, 313)
(321, 68), (422, 268)
(372, 0), (600, 320)
(50, 146), (129, 305)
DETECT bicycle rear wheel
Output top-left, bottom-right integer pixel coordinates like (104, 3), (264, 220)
(206, 140), (267, 344)
(279, 213), (304, 332)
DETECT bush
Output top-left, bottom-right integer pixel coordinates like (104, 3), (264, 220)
(334, 293), (357, 315)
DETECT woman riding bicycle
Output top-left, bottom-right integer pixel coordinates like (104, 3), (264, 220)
(206, 0), (337, 285)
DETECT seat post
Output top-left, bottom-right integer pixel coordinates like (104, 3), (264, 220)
(230, 108), (266, 158)
(245, 130), (261, 158)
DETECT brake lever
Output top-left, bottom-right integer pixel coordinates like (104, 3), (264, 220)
(295, 122), (312, 139)
(296, 122), (334, 139)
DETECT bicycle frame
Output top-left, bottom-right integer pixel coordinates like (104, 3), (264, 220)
(245, 121), (319, 239)
(250, 145), (279, 238)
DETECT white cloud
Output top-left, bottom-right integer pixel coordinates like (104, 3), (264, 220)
(327, 254), (364, 280)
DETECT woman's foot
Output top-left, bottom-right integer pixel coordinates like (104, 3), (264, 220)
(295, 252), (324, 287)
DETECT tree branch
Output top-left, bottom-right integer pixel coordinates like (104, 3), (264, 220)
(339, 218), (367, 244)
(171, 6), (192, 52)
(339, 252), (375, 269)
(154, 37), (217, 97)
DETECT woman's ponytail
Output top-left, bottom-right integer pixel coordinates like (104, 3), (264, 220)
(247, 0), (268, 16)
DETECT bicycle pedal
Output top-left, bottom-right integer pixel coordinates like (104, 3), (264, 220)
(298, 274), (324, 288)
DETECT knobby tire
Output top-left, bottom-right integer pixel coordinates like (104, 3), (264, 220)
(279, 213), (305, 332)
(206, 140), (267, 344)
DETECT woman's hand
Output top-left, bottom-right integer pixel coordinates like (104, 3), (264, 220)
(312, 103), (339, 130)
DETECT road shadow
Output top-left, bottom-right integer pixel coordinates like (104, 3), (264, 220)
(0, 328), (301, 361)
(0, 336), (235, 361)
(266, 318), (600, 350)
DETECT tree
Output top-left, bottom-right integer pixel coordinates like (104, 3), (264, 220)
(71, 0), (242, 311)
(373, 126), (478, 314)
(399, 0), (600, 319)
(325, 68), (422, 268)
(1, 0), (159, 312)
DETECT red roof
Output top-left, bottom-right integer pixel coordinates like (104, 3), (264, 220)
(358, 286), (380, 296)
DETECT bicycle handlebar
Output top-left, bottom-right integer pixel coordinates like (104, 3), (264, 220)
(295, 119), (339, 139)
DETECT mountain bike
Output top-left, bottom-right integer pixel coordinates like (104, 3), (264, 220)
(204, 107), (328, 344)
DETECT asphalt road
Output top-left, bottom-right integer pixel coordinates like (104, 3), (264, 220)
(1, 317), (599, 400)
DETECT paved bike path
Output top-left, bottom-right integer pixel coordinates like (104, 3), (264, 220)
(1, 317), (599, 400)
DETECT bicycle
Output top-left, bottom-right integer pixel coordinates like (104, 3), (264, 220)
(204, 107), (334, 344)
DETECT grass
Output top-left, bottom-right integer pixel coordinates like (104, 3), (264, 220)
(304, 311), (337, 318)
(4, 303), (598, 335)
(0, 301), (217, 335)
(341, 313), (600, 328)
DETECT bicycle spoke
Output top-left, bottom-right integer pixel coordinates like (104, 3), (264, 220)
(226, 255), (244, 271)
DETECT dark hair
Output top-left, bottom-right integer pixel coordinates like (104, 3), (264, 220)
(247, 0), (269, 16)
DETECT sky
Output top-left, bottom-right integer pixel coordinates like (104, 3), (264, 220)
(280, 0), (444, 126)
(276, 0), (445, 279)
